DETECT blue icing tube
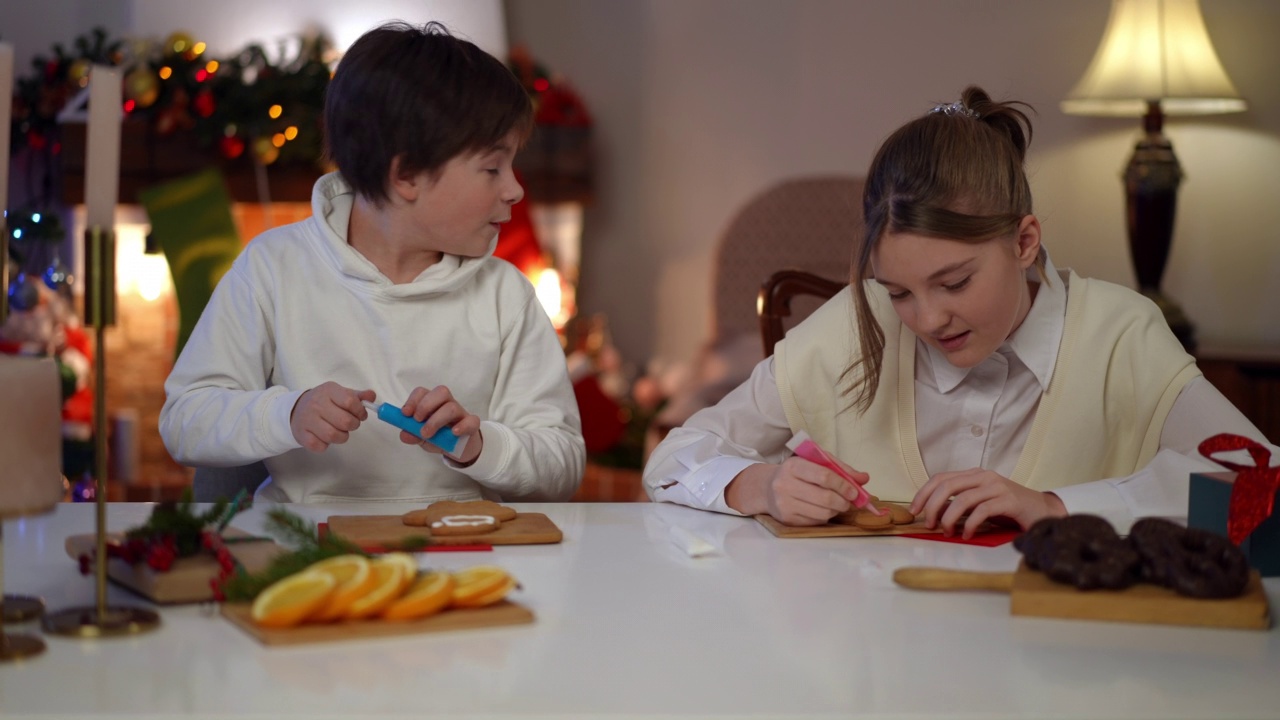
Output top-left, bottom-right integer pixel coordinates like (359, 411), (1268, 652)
(364, 401), (467, 456)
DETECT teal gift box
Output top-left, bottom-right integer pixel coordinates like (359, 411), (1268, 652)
(1188, 471), (1280, 577)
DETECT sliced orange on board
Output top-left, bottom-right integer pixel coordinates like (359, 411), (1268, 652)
(382, 570), (455, 621)
(343, 553), (416, 621)
(247, 556), (518, 628)
(251, 571), (336, 628)
(450, 565), (517, 608)
(306, 554), (376, 622)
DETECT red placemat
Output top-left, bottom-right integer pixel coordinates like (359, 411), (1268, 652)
(317, 523), (492, 553)
(899, 530), (1020, 547)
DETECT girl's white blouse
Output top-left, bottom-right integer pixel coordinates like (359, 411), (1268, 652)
(643, 255), (1275, 531)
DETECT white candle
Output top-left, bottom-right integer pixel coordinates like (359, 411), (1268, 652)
(0, 42), (13, 217)
(85, 65), (122, 230)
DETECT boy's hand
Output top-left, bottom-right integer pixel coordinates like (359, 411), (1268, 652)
(290, 383), (375, 452)
(398, 385), (483, 465)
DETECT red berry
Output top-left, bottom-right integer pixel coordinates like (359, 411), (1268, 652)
(147, 545), (176, 572)
(78, 554), (92, 575)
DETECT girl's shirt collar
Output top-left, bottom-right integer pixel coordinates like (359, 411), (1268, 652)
(925, 251), (1066, 394)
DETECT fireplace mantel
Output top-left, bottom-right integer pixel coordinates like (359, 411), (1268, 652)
(59, 118), (323, 205)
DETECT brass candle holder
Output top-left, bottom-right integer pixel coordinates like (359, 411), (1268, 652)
(0, 216), (48, 661)
(42, 225), (161, 638)
(1, 524), (48, 660)
(0, 218), (49, 629)
(1, 312), (66, 658)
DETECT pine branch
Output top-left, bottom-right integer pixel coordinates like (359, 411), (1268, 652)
(217, 508), (428, 603)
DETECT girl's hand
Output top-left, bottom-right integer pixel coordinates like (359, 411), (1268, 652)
(290, 383), (375, 452)
(726, 456), (868, 526)
(910, 468), (1067, 539)
(397, 385), (483, 465)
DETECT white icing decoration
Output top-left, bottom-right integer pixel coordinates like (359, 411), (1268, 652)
(431, 514), (496, 528)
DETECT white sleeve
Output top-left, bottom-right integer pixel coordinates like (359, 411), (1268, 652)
(642, 356), (793, 515)
(446, 292), (585, 502)
(1050, 375), (1278, 532)
(158, 263), (303, 466)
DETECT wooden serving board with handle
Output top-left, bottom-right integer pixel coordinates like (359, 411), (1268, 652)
(893, 562), (1271, 630)
(64, 528), (284, 604)
(326, 512), (562, 548)
(220, 599), (534, 646)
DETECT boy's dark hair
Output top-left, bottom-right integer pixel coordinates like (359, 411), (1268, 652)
(324, 21), (533, 204)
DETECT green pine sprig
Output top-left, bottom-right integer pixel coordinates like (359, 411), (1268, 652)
(217, 508), (427, 603)
(125, 488), (230, 557)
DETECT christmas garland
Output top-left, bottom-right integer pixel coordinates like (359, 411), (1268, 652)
(7, 26), (333, 168)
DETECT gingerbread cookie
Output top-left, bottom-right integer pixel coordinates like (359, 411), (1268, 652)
(402, 499), (518, 527)
(428, 514), (499, 536)
(833, 502), (915, 529)
(852, 510), (892, 529)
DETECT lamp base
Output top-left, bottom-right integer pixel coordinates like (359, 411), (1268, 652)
(2, 595), (45, 623)
(1142, 289), (1197, 354)
(42, 605), (161, 638)
(0, 632), (45, 662)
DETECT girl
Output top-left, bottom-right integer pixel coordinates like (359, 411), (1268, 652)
(643, 86), (1272, 538)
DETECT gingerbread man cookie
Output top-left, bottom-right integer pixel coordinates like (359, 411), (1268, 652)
(427, 514), (499, 536)
(402, 499), (518, 529)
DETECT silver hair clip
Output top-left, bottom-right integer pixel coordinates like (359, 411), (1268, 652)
(930, 101), (979, 119)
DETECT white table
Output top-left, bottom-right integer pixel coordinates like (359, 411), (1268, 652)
(3, 501), (1279, 719)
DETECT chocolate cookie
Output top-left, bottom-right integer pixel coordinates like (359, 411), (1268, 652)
(1015, 515), (1140, 590)
(1128, 518), (1250, 599)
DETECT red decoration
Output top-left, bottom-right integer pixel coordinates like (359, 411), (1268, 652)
(193, 89), (216, 118)
(493, 175), (544, 275)
(573, 375), (627, 454)
(1199, 433), (1280, 546)
(534, 84), (592, 127)
(219, 135), (246, 159)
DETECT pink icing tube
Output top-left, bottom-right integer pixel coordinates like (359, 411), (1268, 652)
(785, 432), (884, 516)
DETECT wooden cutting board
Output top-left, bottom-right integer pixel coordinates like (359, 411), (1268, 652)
(220, 599), (534, 646)
(893, 562), (1271, 630)
(64, 529), (284, 604)
(326, 512), (562, 548)
(756, 509), (987, 538)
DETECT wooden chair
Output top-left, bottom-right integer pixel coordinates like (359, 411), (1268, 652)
(651, 176), (865, 436)
(757, 269), (846, 357)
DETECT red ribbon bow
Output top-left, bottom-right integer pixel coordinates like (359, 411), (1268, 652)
(1198, 433), (1280, 546)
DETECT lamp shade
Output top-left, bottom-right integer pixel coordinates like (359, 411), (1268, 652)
(0, 356), (64, 518)
(1062, 0), (1245, 116)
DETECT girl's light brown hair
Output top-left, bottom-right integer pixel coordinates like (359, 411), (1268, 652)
(842, 86), (1038, 413)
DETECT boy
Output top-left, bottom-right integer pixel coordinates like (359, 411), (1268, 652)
(160, 22), (584, 503)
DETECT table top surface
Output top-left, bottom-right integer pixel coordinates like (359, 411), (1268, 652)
(3, 501), (1279, 720)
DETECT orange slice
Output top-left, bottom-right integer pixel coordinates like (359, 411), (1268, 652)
(377, 552), (419, 593)
(382, 571), (455, 621)
(306, 554), (375, 622)
(450, 565), (516, 608)
(343, 554), (413, 620)
(251, 571), (336, 628)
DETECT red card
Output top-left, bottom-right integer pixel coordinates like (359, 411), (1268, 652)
(899, 530), (1020, 547)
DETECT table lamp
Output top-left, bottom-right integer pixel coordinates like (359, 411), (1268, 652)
(41, 66), (160, 638)
(1061, 0), (1246, 353)
(0, 356), (65, 661)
